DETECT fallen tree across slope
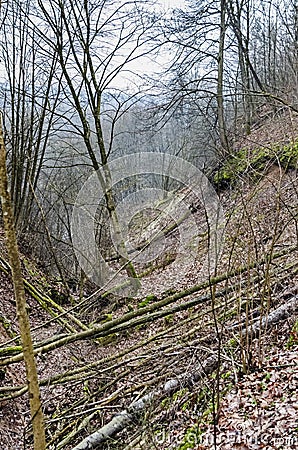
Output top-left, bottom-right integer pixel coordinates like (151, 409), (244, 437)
(70, 295), (298, 449)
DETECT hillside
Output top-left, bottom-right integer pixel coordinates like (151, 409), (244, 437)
(2, 0), (298, 447)
(0, 124), (298, 449)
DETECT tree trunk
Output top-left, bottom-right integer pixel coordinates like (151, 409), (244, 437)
(0, 116), (46, 450)
(217, 0), (230, 153)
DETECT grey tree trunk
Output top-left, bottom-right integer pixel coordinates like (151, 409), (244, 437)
(0, 116), (46, 450)
(217, 0), (230, 153)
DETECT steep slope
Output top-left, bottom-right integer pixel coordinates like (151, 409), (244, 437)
(0, 126), (298, 449)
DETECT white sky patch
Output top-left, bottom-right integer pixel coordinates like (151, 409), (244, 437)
(0, 1), (187, 88)
(109, 1), (187, 89)
(159, 0), (185, 10)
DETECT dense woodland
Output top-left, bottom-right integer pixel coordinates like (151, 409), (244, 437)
(0, 0), (297, 449)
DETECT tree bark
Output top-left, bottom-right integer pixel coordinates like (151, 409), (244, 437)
(0, 116), (46, 449)
(70, 294), (298, 449)
(217, 0), (230, 153)
(71, 354), (218, 450)
(0, 244), (296, 367)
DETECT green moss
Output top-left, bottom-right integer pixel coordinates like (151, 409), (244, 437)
(227, 337), (238, 348)
(177, 425), (203, 450)
(279, 141), (298, 169)
(0, 345), (22, 356)
(96, 333), (117, 346)
(0, 315), (17, 340)
(138, 294), (157, 309)
(214, 147), (249, 186)
(23, 257), (50, 287)
(214, 140), (298, 189)
(83, 380), (90, 396)
(287, 320), (298, 348)
(181, 400), (191, 411)
(164, 314), (174, 325)
(98, 313), (113, 323)
(221, 370), (232, 379)
(161, 397), (170, 408)
(172, 388), (188, 401)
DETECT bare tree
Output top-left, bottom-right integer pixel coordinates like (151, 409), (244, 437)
(217, 0), (230, 151)
(226, 0), (256, 134)
(148, 0), (233, 158)
(0, 0), (62, 233)
(27, 0), (164, 290)
(0, 115), (46, 449)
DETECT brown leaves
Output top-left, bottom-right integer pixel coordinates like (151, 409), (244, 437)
(201, 348), (298, 449)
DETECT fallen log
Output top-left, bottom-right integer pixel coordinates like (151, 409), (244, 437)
(0, 254), (88, 333)
(2, 245), (296, 366)
(245, 295), (298, 337)
(70, 295), (298, 450)
(71, 354), (218, 450)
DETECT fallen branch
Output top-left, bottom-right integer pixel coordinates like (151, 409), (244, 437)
(71, 354), (218, 450)
(0, 254), (89, 333)
(245, 295), (298, 337)
(70, 295), (298, 449)
(1, 245), (295, 366)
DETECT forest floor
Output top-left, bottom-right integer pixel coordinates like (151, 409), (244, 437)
(0, 119), (298, 449)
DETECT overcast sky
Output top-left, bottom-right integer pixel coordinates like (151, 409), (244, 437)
(159, 0), (185, 9)
(0, 0), (187, 88)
